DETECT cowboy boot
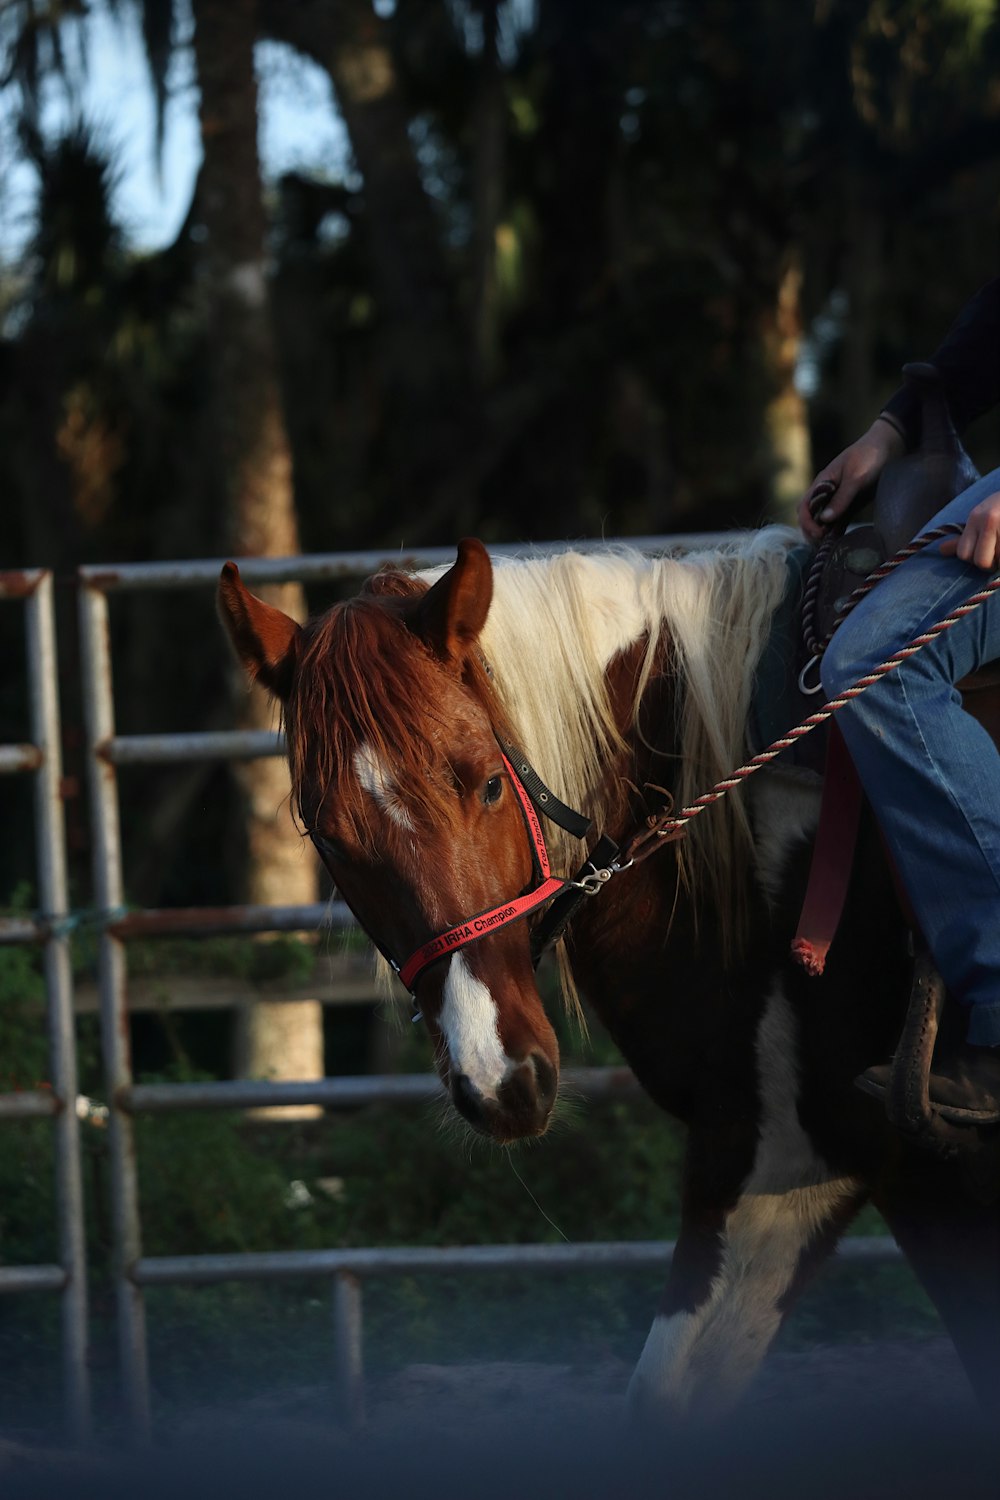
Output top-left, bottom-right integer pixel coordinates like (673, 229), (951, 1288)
(860, 1038), (1000, 1126)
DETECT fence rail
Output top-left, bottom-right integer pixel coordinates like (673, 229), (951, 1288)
(128, 1235), (902, 1426)
(119, 1064), (641, 1115)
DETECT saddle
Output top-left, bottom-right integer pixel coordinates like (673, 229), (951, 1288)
(786, 365), (1000, 1160)
(806, 364), (981, 650)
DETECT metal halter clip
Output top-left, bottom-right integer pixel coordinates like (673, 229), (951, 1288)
(572, 864), (615, 895)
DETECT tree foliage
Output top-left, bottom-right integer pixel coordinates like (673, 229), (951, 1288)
(0, 0), (998, 906)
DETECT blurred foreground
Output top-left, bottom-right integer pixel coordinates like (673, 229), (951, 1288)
(1, 1335), (997, 1500)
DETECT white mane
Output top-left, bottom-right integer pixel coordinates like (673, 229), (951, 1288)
(475, 529), (798, 951)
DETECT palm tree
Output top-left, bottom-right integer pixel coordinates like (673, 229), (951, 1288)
(187, 0), (322, 1109)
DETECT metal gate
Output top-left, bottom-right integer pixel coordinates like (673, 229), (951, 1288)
(74, 541), (670, 1435)
(3, 542), (900, 1439)
(0, 568), (88, 1440)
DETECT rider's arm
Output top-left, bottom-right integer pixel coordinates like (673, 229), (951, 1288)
(799, 278), (999, 540)
(797, 418), (904, 541)
(880, 277), (1000, 450)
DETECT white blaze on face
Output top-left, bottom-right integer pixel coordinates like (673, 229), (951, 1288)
(440, 952), (512, 1099)
(353, 743), (414, 830)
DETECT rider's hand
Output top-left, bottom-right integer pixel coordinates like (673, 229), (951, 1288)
(939, 490), (1000, 572)
(797, 417), (906, 543)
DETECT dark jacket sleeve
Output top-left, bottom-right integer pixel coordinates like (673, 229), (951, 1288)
(881, 277), (1000, 448)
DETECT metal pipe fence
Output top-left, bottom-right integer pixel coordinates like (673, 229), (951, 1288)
(119, 1064), (641, 1116)
(4, 537), (904, 1440)
(131, 1235), (904, 1426)
(0, 569), (90, 1441)
(75, 537), (727, 1436)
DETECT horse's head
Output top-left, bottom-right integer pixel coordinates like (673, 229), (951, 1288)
(218, 541), (560, 1143)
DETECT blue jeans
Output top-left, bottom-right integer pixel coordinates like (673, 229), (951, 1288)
(820, 467), (1000, 1047)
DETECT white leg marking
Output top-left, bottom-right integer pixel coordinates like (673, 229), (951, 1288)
(353, 742), (414, 830)
(440, 953), (513, 1098)
(630, 1309), (706, 1412)
(630, 982), (863, 1420)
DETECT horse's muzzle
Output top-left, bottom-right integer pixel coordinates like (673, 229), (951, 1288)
(451, 1052), (558, 1140)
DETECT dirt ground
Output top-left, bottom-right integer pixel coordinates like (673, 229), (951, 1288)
(2, 1338), (997, 1500)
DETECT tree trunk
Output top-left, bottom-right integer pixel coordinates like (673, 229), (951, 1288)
(192, 0), (322, 1115)
(762, 256), (812, 523)
(260, 0), (478, 531)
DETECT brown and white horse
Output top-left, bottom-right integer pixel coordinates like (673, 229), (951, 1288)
(218, 533), (1000, 1422)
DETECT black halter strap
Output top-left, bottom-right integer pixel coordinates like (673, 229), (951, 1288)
(529, 832), (621, 965)
(494, 741), (622, 969)
(497, 739), (592, 840)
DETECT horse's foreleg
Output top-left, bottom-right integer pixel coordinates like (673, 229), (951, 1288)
(629, 983), (866, 1423)
(628, 1165), (864, 1423)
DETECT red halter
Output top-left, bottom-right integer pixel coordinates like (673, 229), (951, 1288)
(310, 747), (605, 999)
(396, 752), (571, 992)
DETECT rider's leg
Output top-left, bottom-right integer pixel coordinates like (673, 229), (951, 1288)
(820, 469), (1000, 1117)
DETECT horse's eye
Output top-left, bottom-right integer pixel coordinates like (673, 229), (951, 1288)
(482, 775), (503, 806)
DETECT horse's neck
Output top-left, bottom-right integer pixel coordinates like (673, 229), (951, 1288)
(488, 540), (789, 769)
(485, 538), (794, 882)
(484, 552), (657, 867)
(486, 550), (654, 694)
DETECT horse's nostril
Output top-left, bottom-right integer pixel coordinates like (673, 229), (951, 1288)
(452, 1072), (486, 1120)
(498, 1055), (557, 1122)
(531, 1052), (558, 1110)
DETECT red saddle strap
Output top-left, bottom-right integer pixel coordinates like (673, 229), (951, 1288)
(791, 723), (864, 977)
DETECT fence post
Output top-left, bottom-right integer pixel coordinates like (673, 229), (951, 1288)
(78, 580), (151, 1436)
(26, 573), (92, 1440)
(333, 1271), (365, 1428)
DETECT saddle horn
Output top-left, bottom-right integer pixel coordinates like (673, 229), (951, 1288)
(872, 362), (980, 555)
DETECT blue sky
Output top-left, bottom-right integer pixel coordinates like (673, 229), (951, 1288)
(0, 0), (352, 261)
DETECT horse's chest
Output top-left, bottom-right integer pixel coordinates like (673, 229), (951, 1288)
(567, 868), (765, 1126)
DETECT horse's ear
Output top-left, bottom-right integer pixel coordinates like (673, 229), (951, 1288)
(217, 562), (302, 701)
(413, 537), (493, 664)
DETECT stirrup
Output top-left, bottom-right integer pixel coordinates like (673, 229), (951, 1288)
(855, 948), (1000, 1163)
